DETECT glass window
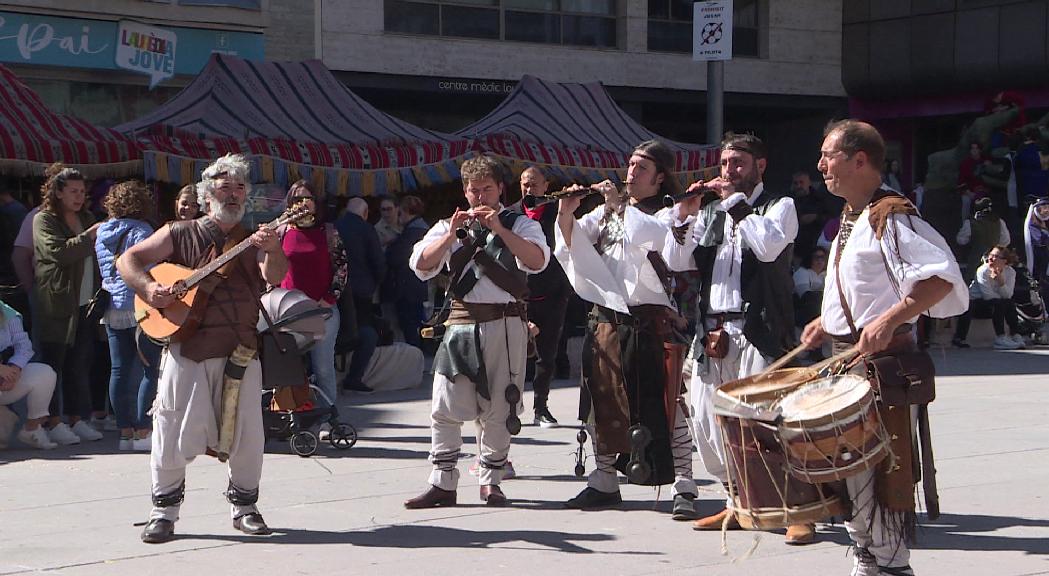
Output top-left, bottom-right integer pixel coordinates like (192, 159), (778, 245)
(734, 26), (758, 57)
(383, 0), (617, 47)
(563, 15), (615, 47)
(669, 0), (692, 20)
(504, 0), (559, 10)
(444, 0), (500, 6)
(385, 0), (440, 34)
(647, 20), (690, 53)
(506, 11), (561, 42)
(442, 5), (501, 38)
(561, 0), (615, 15)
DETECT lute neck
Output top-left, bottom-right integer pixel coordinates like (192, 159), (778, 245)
(182, 215), (288, 288)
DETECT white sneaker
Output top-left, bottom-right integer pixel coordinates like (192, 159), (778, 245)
(90, 415), (117, 431)
(71, 420), (104, 442)
(1011, 334), (1026, 347)
(133, 434), (152, 452)
(993, 335), (1021, 350)
(119, 437), (134, 450)
(48, 423), (81, 445)
(18, 427), (57, 450)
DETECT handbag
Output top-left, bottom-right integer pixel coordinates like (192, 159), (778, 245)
(86, 228), (132, 322)
(866, 351), (936, 406)
(703, 325), (729, 359)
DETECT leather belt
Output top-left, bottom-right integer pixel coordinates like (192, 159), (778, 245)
(446, 300), (527, 325)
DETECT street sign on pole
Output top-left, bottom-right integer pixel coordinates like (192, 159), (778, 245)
(693, 0), (733, 62)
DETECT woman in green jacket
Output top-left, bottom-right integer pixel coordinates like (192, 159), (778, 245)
(32, 164), (104, 446)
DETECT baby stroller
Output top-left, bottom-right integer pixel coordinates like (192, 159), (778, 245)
(257, 288), (358, 457)
(1012, 263), (1047, 344)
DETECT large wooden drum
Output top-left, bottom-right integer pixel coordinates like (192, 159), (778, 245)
(717, 368), (844, 530)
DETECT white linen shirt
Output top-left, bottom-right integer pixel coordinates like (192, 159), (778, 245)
(822, 209), (968, 337)
(409, 211), (549, 304)
(554, 204), (673, 313)
(662, 182), (799, 315)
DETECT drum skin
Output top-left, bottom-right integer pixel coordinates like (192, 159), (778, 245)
(776, 375), (891, 484)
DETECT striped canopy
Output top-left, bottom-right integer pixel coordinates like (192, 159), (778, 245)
(0, 64), (142, 178)
(117, 54), (470, 195)
(456, 75), (718, 184)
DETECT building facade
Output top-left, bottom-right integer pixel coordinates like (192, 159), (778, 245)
(320, 0), (847, 187)
(0, 0), (849, 189)
(844, 0), (1049, 195)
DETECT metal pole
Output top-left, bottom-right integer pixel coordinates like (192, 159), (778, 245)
(706, 60), (724, 145)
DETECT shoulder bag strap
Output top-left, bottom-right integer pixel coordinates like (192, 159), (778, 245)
(833, 228), (860, 341)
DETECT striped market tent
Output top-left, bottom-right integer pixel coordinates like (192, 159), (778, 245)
(456, 75), (719, 186)
(0, 64), (142, 178)
(116, 54), (471, 196)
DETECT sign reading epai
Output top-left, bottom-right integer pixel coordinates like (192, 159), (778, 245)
(0, 11), (263, 88)
(116, 21), (176, 88)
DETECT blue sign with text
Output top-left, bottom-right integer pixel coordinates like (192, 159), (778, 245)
(0, 11), (264, 83)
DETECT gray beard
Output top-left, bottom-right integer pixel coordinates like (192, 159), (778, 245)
(209, 198), (245, 225)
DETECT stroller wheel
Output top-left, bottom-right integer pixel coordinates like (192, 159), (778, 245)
(290, 431), (318, 457)
(330, 423), (358, 450)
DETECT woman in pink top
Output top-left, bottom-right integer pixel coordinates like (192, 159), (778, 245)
(279, 180), (348, 407)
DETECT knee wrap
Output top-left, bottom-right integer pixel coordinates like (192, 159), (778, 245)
(152, 481), (186, 508)
(224, 480), (259, 506)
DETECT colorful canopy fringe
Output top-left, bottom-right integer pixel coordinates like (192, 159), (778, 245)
(117, 54), (470, 194)
(0, 64), (142, 178)
(458, 75), (718, 185)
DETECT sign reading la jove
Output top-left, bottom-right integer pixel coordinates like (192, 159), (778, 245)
(116, 21), (176, 88)
(693, 0), (733, 62)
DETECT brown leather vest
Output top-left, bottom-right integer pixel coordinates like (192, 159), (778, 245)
(169, 218), (262, 362)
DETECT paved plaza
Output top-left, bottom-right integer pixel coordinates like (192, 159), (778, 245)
(1, 347), (1047, 576)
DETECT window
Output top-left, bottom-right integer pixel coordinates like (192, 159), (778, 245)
(647, 0), (761, 56)
(384, 0), (618, 47)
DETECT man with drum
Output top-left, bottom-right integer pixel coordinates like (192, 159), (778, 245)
(802, 120), (967, 575)
(663, 133), (810, 543)
(555, 139), (700, 521)
(405, 155), (548, 508)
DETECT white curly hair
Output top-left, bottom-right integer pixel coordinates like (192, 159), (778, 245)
(198, 153), (252, 205)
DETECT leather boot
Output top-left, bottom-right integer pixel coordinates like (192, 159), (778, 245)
(404, 485), (457, 509)
(563, 487), (622, 509)
(691, 508), (740, 531)
(140, 519), (175, 544)
(480, 485), (508, 506)
(233, 513), (272, 535)
(784, 522), (815, 545)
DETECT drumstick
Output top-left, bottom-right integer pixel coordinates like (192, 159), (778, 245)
(764, 342), (809, 373)
(807, 345), (860, 375)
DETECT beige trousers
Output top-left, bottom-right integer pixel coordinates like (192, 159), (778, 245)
(428, 317), (527, 490)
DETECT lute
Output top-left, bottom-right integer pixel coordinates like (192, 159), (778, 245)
(135, 202), (310, 341)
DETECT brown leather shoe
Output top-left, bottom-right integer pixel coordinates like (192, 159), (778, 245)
(784, 522), (816, 545)
(404, 485), (457, 509)
(480, 485), (508, 506)
(692, 508), (741, 531)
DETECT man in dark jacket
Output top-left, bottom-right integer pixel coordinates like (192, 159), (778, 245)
(335, 197), (386, 392)
(509, 167), (573, 427)
(384, 195), (429, 349)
